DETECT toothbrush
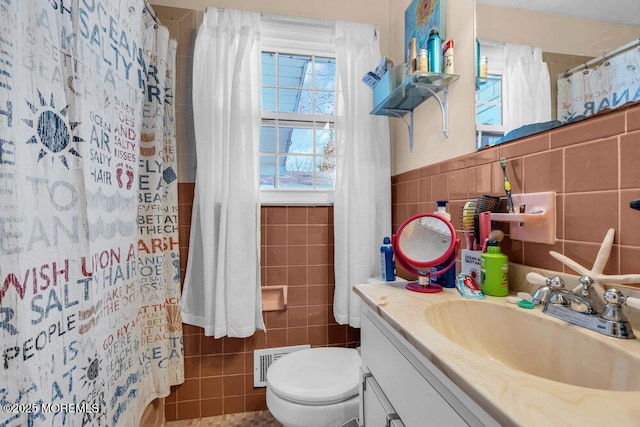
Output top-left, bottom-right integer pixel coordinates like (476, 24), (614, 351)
(500, 157), (515, 213)
(479, 211), (491, 252)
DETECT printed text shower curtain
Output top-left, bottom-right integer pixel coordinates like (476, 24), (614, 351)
(0, 2), (183, 425)
(557, 45), (640, 121)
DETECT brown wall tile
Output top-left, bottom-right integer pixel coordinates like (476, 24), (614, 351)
(564, 192), (618, 244)
(620, 131), (640, 189)
(523, 150), (563, 193)
(447, 169), (468, 200)
(620, 190), (640, 246)
(550, 109), (626, 148)
(564, 138), (618, 192)
(431, 174), (448, 201)
(628, 104), (640, 132)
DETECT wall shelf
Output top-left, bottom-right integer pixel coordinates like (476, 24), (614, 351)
(371, 72), (459, 151)
(490, 191), (556, 244)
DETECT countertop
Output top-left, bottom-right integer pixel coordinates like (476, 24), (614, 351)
(354, 281), (640, 426)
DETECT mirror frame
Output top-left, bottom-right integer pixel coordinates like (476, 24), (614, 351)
(392, 213), (459, 276)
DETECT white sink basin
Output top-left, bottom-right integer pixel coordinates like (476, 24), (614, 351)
(423, 299), (640, 391)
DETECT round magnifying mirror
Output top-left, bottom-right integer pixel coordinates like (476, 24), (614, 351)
(393, 213), (460, 293)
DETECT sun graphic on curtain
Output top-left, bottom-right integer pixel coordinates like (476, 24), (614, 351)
(24, 91), (83, 168)
(80, 355), (102, 388)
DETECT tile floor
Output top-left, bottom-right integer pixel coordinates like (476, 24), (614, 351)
(165, 410), (282, 427)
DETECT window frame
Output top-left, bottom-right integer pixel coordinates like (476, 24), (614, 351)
(259, 17), (337, 206)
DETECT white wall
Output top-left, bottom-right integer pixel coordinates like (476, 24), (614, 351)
(389, 0), (477, 175)
(477, 4), (639, 57)
(150, 0), (392, 56)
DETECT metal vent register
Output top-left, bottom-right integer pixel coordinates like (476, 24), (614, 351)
(253, 345), (310, 387)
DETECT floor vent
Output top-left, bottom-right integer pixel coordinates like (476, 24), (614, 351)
(253, 344), (310, 387)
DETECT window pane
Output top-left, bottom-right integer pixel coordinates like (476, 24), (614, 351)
(260, 126), (276, 153)
(278, 88), (312, 113)
(260, 155), (277, 188)
(476, 103), (502, 126)
(279, 54), (313, 88)
(281, 155), (314, 189)
(315, 158), (335, 189)
(281, 127), (313, 154)
(262, 52), (276, 85)
(316, 128), (334, 155)
(315, 57), (336, 90)
(262, 87), (276, 112)
(315, 91), (335, 115)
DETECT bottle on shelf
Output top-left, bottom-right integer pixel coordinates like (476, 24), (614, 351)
(443, 40), (454, 74)
(427, 30), (442, 73)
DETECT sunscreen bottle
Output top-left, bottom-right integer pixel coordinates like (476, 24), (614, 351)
(481, 240), (509, 296)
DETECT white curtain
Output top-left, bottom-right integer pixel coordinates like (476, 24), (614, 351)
(333, 22), (391, 328)
(557, 46), (640, 121)
(503, 44), (551, 133)
(182, 7), (265, 338)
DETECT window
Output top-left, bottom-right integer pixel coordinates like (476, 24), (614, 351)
(260, 53), (336, 190)
(259, 17), (337, 205)
(476, 41), (505, 149)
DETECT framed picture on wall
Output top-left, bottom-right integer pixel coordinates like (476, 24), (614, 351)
(405, 0), (446, 58)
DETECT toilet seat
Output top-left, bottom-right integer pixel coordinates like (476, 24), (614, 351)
(267, 347), (360, 405)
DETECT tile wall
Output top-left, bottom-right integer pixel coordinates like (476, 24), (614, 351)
(392, 102), (640, 281)
(171, 187), (358, 421)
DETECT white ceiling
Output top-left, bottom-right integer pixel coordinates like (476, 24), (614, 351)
(476, 0), (640, 27)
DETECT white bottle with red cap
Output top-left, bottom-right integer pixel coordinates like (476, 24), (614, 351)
(443, 40), (454, 74)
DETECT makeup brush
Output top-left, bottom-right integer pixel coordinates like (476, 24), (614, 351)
(462, 201), (476, 250)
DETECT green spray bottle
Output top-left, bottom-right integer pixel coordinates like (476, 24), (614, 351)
(481, 240), (509, 296)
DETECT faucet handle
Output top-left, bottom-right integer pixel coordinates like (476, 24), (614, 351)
(578, 276), (594, 297)
(608, 289), (640, 311)
(526, 272), (565, 289)
(602, 289), (627, 322)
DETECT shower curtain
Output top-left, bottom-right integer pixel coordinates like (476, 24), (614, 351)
(0, 2), (183, 425)
(181, 8), (265, 338)
(557, 46), (640, 121)
(333, 22), (391, 328)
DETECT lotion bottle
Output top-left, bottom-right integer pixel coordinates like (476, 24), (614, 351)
(481, 240), (509, 296)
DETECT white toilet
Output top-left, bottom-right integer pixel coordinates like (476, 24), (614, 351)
(266, 347), (361, 427)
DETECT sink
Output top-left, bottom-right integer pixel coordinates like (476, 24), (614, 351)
(423, 299), (640, 391)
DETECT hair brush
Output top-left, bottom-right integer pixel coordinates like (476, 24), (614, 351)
(462, 201), (476, 250)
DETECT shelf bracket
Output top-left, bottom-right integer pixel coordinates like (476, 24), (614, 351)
(384, 109), (414, 152)
(415, 84), (448, 139)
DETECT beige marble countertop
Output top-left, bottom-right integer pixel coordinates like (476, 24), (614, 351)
(354, 280), (640, 427)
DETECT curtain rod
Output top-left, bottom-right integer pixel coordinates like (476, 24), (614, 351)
(207, 7), (378, 33)
(561, 38), (640, 77)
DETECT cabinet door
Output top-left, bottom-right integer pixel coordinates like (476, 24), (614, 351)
(360, 367), (402, 427)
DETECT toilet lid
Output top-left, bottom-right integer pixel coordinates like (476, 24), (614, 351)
(267, 347), (361, 405)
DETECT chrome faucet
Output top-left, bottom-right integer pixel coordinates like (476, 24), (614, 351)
(528, 273), (636, 339)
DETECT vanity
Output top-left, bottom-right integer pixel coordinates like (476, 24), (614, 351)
(354, 281), (640, 426)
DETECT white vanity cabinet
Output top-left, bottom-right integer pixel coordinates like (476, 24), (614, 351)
(359, 305), (499, 427)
